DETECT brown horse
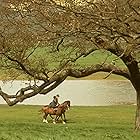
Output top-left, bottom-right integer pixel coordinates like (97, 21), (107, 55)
(41, 100), (70, 124)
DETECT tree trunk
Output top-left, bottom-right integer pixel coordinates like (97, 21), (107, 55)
(121, 57), (140, 131)
(135, 88), (140, 130)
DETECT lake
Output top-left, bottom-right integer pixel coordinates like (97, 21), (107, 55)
(0, 80), (136, 106)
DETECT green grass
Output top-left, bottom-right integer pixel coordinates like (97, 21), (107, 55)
(0, 105), (140, 140)
(0, 49), (126, 80)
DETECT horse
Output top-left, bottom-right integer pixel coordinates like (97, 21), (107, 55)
(41, 100), (70, 124)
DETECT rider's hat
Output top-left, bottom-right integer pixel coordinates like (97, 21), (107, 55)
(56, 94), (60, 97)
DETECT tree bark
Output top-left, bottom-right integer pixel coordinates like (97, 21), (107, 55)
(135, 87), (140, 130)
(125, 60), (140, 131)
(119, 55), (140, 130)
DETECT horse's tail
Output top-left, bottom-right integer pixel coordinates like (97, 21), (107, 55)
(38, 108), (43, 114)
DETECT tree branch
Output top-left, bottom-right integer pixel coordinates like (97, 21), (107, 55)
(2, 53), (47, 81)
(0, 69), (68, 106)
(68, 64), (130, 80)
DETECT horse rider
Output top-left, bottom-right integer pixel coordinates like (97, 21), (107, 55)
(48, 94), (60, 109)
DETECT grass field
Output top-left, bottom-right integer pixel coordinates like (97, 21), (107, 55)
(0, 49), (126, 80)
(0, 105), (140, 140)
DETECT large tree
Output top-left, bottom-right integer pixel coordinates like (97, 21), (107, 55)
(0, 0), (140, 130)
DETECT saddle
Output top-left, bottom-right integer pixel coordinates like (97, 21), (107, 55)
(49, 106), (58, 112)
(53, 108), (58, 112)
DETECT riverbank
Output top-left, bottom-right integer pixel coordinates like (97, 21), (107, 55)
(67, 72), (126, 80)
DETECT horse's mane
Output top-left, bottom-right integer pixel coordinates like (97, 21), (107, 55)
(61, 100), (70, 108)
(61, 100), (70, 104)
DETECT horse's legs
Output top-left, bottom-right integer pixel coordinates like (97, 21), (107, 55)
(55, 114), (66, 124)
(53, 115), (58, 124)
(43, 113), (48, 123)
(53, 118), (56, 124)
(56, 115), (60, 121)
(63, 112), (66, 122)
(55, 113), (65, 121)
(49, 114), (56, 123)
(49, 114), (54, 119)
(60, 115), (66, 124)
(53, 115), (60, 124)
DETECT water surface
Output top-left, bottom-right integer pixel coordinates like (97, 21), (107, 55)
(0, 80), (136, 106)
